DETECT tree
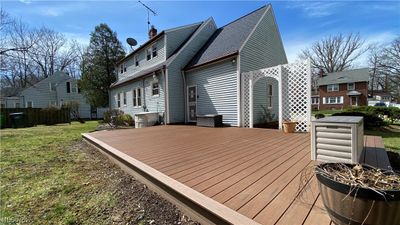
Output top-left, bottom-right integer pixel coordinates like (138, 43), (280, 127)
(300, 33), (367, 73)
(79, 24), (125, 107)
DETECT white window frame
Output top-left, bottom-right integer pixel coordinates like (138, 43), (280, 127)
(49, 82), (56, 92)
(327, 84), (339, 92)
(135, 55), (139, 67)
(347, 82), (355, 91)
(26, 101), (33, 108)
(152, 81), (160, 97)
(133, 88), (142, 107)
(117, 93), (121, 108)
(152, 44), (157, 58)
(267, 84), (273, 108)
(326, 96), (343, 104)
(71, 84), (77, 93)
(311, 97), (319, 105)
(146, 48), (152, 61)
(123, 92), (127, 106)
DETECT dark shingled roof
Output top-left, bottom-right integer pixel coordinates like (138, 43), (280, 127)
(185, 5), (268, 69)
(318, 68), (370, 86)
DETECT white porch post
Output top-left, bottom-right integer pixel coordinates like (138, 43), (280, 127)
(249, 72), (253, 128)
(278, 65), (283, 130)
(306, 58), (312, 131)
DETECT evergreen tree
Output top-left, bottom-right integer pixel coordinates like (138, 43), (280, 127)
(79, 24), (125, 107)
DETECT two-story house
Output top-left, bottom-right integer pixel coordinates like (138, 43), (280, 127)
(312, 68), (369, 110)
(110, 4), (287, 126)
(19, 71), (103, 118)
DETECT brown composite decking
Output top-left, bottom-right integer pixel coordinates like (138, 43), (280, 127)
(83, 125), (388, 225)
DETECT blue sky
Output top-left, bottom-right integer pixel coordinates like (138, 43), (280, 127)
(2, 1), (400, 65)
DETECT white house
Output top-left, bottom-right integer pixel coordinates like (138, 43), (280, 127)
(110, 4), (287, 126)
(18, 71), (103, 119)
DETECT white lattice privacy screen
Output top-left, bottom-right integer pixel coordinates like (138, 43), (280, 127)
(241, 60), (311, 132)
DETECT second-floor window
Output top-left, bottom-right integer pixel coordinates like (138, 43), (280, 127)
(327, 84), (339, 92)
(135, 56), (139, 67)
(120, 65), (123, 74)
(146, 49), (151, 60)
(133, 88), (142, 107)
(347, 83), (355, 90)
(152, 44), (157, 58)
(71, 84), (77, 93)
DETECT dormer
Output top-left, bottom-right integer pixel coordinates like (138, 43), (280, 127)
(116, 22), (203, 82)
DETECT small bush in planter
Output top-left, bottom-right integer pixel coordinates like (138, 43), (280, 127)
(118, 114), (134, 126)
(103, 109), (125, 127)
(315, 163), (400, 225)
(315, 113), (325, 119)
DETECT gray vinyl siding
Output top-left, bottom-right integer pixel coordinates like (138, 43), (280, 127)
(167, 18), (217, 124)
(253, 77), (278, 124)
(239, 7), (287, 74)
(186, 60), (238, 126)
(118, 36), (166, 81)
(20, 72), (93, 118)
(20, 73), (68, 108)
(165, 23), (201, 58)
(110, 73), (165, 117)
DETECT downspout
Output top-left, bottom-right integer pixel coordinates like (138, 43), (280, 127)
(161, 68), (167, 125)
(181, 70), (187, 124)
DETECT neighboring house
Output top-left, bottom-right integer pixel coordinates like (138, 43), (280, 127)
(19, 71), (101, 119)
(370, 91), (393, 102)
(313, 68), (369, 110)
(0, 96), (23, 108)
(110, 4), (287, 126)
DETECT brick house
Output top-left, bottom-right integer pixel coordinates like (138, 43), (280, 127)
(312, 68), (369, 110)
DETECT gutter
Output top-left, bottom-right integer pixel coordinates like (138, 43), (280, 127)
(184, 52), (238, 72)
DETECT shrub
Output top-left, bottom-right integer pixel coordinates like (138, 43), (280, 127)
(345, 106), (400, 124)
(103, 109), (125, 127)
(331, 111), (384, 129)
(118, 114), (134, 126)
(315, 113), (325, 119)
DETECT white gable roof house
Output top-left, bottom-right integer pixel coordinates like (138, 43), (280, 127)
(19, 71), (103, 119)
(111, 4), (311, 131)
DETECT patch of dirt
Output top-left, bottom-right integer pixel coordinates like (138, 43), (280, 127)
(71, 141), (200, 225)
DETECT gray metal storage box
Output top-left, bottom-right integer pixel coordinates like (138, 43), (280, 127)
(311, 116), (364, 163)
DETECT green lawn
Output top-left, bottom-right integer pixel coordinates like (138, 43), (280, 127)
(0, 122), (100, 224)
(365, 124), (400, 152)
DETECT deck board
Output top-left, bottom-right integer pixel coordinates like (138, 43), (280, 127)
(85, 125), (388, 225)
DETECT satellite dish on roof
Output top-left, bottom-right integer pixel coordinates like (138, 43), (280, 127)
(126, 38), (137, 47)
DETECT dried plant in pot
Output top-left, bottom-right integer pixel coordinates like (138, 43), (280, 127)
(282, 121), (297, 133)
(315, 163), (400, 225)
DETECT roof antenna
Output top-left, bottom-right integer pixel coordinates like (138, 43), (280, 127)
(138, 0), (157, 32)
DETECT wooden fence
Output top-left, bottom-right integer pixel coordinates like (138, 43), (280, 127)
(0, 108), (71, 128)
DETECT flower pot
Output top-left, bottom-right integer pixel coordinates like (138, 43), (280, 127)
(282, 121), (297, 133)
(316, 163), (400, 225)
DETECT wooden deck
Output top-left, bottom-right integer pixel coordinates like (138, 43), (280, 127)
(83, 125), (388, 225)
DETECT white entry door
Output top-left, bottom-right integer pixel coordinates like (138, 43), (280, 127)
(187, 86), (197, 122)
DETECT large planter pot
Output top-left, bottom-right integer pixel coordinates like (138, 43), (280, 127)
(316, 163), (400, 225)
(282, 121), (297, 133)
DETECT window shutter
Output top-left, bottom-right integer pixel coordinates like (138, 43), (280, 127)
(322, 97), (326, 104)
(66, 82), (70, 93)
(340, 96), (344, 104)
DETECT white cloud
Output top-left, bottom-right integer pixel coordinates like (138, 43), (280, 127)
(19, 0), (32, 4)
(286, 2), (345, 18)
(38, 7), (62, 17)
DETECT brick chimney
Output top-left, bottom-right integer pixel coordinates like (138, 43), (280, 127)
(148, 25), (157, 39)
(318, 68), (325, 78)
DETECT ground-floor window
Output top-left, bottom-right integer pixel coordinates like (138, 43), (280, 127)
(325, 96), (343, 104)
(152, 81), (159, 96)
(311, 97), (319, 105)
(133, 88), (142, 107)
(267, 84), (273, 108)
(15, 102), (21, 108)
(117, 93), (121, 107)
(49, 101), (57, 107)
(123, 92), (127, 106)
(26, 101), (33, 108)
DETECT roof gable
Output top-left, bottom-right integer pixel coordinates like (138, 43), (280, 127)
(318, 68), (370, 86)
(185, 5), (268, 69)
